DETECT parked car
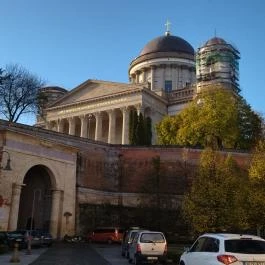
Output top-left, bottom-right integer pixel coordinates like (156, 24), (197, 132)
(87, 227), (124, 244)
(0, 231), (9, 252)
(39, 231), (54, 246)
(179, 233), (265, 265)
(7, 230), (50, 249)
(7, 230), (27, 249)
(128, 230), (167, 264)
(121, 227), (146, 258)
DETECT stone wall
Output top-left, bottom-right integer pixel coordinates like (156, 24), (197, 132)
(0, 120), (251, 236)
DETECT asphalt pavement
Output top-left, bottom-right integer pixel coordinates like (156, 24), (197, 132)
(0, 241), (140, 265)
(0, 247), (48, 265)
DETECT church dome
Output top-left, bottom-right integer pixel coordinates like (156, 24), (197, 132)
(140, 35), (195, 56)
(204, 37), (227, 46)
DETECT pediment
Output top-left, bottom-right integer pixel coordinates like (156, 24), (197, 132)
(48, 80), (142, 108)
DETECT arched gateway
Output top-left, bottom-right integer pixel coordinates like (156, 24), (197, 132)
(0, 125), (78, 239)
(17, 165), (54, 233)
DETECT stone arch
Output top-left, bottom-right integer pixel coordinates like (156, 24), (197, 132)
(17, 164), (56, 232)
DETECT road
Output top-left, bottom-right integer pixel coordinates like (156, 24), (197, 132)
(93, 243), (129, 265)
(29, 242), (129, 265)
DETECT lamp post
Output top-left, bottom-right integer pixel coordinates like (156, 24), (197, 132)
(0, 150), (11, 170)
(27, 188), (41, 254)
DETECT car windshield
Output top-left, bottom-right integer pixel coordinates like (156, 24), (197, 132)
(225, 239), (265, 254)
(140, 233), (165, 243)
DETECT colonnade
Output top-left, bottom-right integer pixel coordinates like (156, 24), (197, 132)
(130, 63), (196, 91)
(46, 107), (135, 145)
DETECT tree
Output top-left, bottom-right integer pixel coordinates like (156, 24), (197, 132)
(136, 113), (145, 145)
(144, 117), (152, 146)
(247, 140), (265, 234)
(129, 110), (138, 145)
(0, 64), (45, 122)
(183, 149), (248, 234)
(156, 86), (263, 150)
(129, 110), (152, 146)
(235, 96), (263, 149)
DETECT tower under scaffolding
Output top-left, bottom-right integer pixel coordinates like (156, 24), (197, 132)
(196, 37), (240, 94)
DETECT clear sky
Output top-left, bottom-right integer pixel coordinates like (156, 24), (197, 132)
(1, 0), (264, 124)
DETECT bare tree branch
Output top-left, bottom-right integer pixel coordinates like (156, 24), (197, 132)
(0, 64), (45, 122)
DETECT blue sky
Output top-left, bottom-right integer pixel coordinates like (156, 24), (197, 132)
(1, 0), (264, 124)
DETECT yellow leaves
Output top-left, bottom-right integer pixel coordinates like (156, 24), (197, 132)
(249, 140), (265, 181)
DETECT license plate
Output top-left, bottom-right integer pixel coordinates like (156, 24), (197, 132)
(147, 257), (158, 260)
(243, 261), (265, 265)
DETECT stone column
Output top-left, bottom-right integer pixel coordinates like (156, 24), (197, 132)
(131, 74), (136, 84)
(68, 117), (76, 136)
(80, 115), (88, 138)
(95, 112), (102, 141)
(172, 64), (177, 90)
(142, 68), (147, 83)
(122, 107), (129, 145)
(151, 66), (156, 91)
(136, 71), (140, 83)
(136, 104), (144, 116)
(50, 190), (62, 239)
(161, 64), (166, 90)
(58, 119), (64, 133)
(179, 66), (183, 88)
(8, 183), (23, 231)
(108, 110), (116, 144)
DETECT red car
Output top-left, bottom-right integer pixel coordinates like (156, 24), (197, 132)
(87, 227), (124, 244)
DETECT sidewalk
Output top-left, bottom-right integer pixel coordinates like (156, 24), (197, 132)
(0, 247), (48, 265)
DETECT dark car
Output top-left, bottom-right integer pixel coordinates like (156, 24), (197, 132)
(0, 231), (9, 252)
(7, 230), (27, 249)
(121, 227), (146, 258)
(7, 230), (45, 249)
(40, 232), (53, 246)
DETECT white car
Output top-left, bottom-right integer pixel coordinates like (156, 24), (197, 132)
(128, 231), (167, 264)
(180, 233), (265, 265)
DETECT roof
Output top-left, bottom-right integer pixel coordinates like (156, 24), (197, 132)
(204, 37), (227, 46)
(139, 35), (194, 56)
(201, 233), (265, 240)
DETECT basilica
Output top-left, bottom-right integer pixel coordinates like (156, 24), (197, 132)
(0, 27), (242, 239)
(37, 26), (240, 145)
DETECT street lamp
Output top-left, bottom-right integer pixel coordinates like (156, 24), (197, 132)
(0, 150), (11, 171)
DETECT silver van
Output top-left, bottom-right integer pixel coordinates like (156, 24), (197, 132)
(128, 231), (167, 264)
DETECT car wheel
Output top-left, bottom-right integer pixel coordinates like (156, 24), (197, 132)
(180, 261), (185, 265)
(107, 239), (112, 244)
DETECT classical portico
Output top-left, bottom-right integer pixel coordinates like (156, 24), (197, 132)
(39, 80), (167, 145)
